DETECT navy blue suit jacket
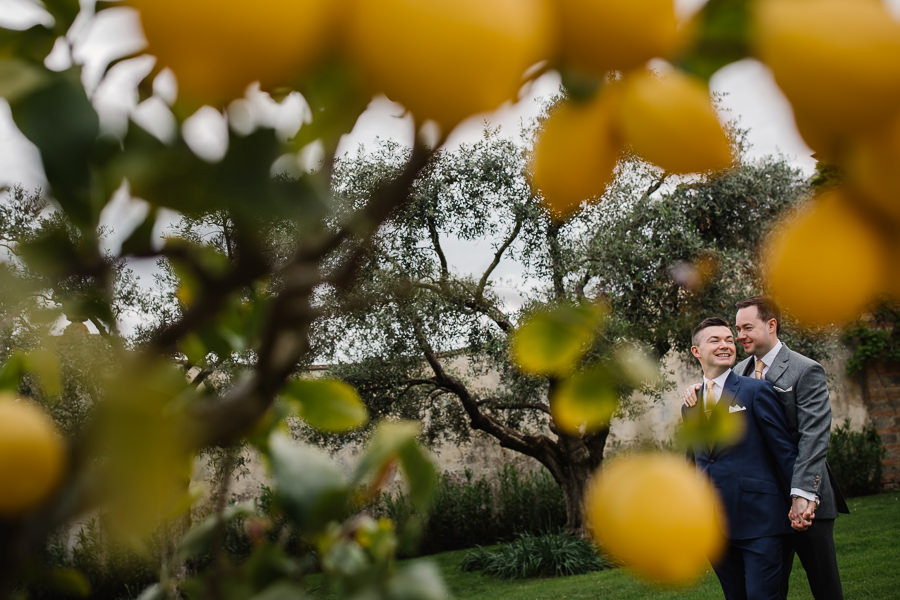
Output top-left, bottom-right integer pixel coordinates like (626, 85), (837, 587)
(682, 371), (798, 540)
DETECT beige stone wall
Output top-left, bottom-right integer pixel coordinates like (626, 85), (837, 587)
(200, 349), (869, 504)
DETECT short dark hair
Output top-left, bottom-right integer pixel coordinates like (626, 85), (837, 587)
(736, 295), (781, 334)
(692, 317), (731, 347)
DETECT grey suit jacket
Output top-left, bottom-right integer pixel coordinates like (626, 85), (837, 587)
(735, 344), (849, 518)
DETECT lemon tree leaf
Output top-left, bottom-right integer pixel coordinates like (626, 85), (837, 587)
(396, 436), (438, 512)
(551, 366), (619, 434)
(510, 302), (607, 376)
(281, 378), (368, 433)
(176, 502), (256, 563)
(352, 421), (437, 512)
(675, 391), (747, 450)
(23, 348), (62, 399)
(268, 432), (350, 532)
(674, 0), (753, 81)
(0, 352), (26, 393)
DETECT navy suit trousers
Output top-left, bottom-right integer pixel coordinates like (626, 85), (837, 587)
(713, 535), (785, 600)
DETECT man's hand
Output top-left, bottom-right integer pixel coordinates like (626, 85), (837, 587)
(789, 496), (816, 531)
(682, 383), (701, 407)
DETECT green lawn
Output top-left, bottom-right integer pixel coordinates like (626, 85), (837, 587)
(424, 491), (900, 600)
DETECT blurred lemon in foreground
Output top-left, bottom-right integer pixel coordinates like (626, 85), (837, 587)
(529, 91), (622, 218)
(345, 0), (553, 132)
(845, 112), (900, 225)
(763, 189), (890, 327)
(585, 453), (725, 586)
(618, 69), (732, 174)
(753, 0), (900, 159)
(0, 395), (66, 515)
(554, 0), (679, 73)
(132, 0), (337, 106)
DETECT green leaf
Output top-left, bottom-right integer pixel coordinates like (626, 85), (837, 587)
(0, 58), (50, 104)
(510, 302), (608, 376)
(676, 389), (747, 450)
(551, 366), (619, 434)
(673, 0), (754, 81)
(41, 0), (81, 30)
(176, 502), (256, 563)
(119, 208), (158, 256)
(267, 432), (350, 532)
(0, 352), (26, 392)
(352, 421), (421, 485)
(396, 437), (438, 512)
(18, 225), (80, 280)
(23, 348), (62, 399)
(352, 421), (437, 513)
(251, 581), (309, 600)
(386, 562), (451, 600)
(8, 69), (100, 229)
(44, 568), (91, 598)
(281, 378), (368, 433)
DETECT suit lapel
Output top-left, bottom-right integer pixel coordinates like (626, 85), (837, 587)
(765, 344), (791, 384)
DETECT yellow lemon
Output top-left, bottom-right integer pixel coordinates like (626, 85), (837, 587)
(753, 0), (900, 160)
(845, 111), (900, 226)
(585, 452), (726, 586)
(344, 0), (554, 132)
(554, 0), (680, 74)
(131, 0), (337, 107)
(529, 90), (623, 218)
(0, 395), (66, 515)
(763, 188), (890, 327)
(618, 69), (732, 174)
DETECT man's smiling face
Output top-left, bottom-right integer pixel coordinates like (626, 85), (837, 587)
(735, 305), (778, 358)
(691, 325), (736, 376)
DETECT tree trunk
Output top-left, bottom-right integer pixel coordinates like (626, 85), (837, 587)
(558, 462), (595, 534)
(537, 428), (610, 536)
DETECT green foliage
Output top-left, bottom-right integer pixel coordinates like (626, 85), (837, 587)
(842, 303), (900, 377)
(27, 519), (165, 600)
(459, 533), (610, 580)
(374, 465), (566, 557)
(433, 491), (900, 600)
(827, 419), (885, 497)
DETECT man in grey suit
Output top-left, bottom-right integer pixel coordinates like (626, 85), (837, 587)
(684, 296), (849, 600)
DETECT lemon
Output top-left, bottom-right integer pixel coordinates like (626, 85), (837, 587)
(753, 0), (900, 160)
(0, 395), (66, 515)
(529, 90), (622, 218)
(618, 69), (732, 174)
(763, 188), (890, 327)
(554, 0), (680, 74)
(845, 111), (900, 225)
(131, 0), (337, 107)
(585, 452), (726, 586)
(344, 0), (554, 132)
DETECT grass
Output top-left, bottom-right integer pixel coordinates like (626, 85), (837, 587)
(421, 490), (900, 599)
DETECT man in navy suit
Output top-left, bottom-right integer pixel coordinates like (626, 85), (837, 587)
(683, 317), (798, 599)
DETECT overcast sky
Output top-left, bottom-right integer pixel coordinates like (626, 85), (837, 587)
(2, 0), (898, 312)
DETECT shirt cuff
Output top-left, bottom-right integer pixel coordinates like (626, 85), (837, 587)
(790, 488), (818, 503)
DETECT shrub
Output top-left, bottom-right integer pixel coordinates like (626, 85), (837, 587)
(372, 464), (567, 556)
(459, 532), (611, 579)
(828, 419), (885, 497)
(495, 464), (566, 537)
(28, 518), (163, 600)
